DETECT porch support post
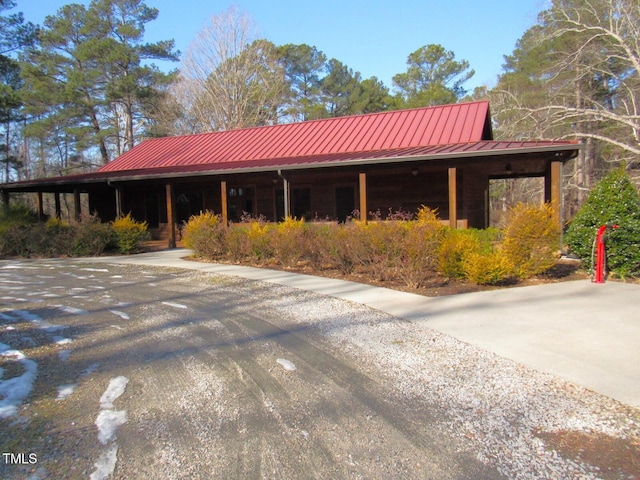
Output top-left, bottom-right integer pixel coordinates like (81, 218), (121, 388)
(36, 191), (44, 220)
(73, 189), (82, 221)
(359, 172), (367, 223)
(54, 192), (61, 219)
(165, 183), (176, 249)
(220, 180), (228, 225)
(448, 167), (458, 229)
(546, 160), (563, 230)
(1, 190), (9, 214)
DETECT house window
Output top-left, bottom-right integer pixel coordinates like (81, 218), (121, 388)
(275, 186), (312, 220)
(228, 186), (255, 221)
(292, 187), (311, 220)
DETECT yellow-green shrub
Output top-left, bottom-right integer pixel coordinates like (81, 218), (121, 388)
(502, 203), (559, 278)
(246, 219), (273, 260)
(438, 229), (482, 278)
(182, 211), (226, 259)
(273, 216), (307, 267)
(397, 207), (445, 287)
(112, 213), (149, 254)
(462, 251), (511, 285)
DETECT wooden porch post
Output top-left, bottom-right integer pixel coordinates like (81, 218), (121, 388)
(54, 192), (61, 219)
(165, 183), (176, 249)
(73, 189), (82, 221)
(36, 191), (44, 220)
(359, 172), (367, 223)
(220, 180), (228, 225)
(549, 161), (563, 229)
(448, 167), (458, 229)
(1, 190), (9, 214)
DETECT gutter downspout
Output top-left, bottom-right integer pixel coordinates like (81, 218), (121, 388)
(277, 169), (290, 219)
(107, 180), (123, 218)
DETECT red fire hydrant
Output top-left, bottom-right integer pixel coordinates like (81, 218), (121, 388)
(592, 224), (619, 283)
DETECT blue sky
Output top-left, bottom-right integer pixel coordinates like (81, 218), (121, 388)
(18, 0), (550, 92)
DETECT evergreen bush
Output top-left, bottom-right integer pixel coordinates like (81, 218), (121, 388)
(565, 168), (640, 277)
(71, 214), (114, 257)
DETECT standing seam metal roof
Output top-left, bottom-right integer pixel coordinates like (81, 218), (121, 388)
(99, 101), (493, 173)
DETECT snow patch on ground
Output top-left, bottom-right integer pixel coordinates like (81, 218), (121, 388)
(91, 376), (129, 479)
(0, 342), (38, 418)
(90, 444), (118, 480)
(276, 358), (297, 371)
(161, 301), (188, 309)
(56, 384), (77, 400)
(54, 305), (88, 315)
(109, 310), (130, 320)
(99, 376), (129, 409)
(96, 410), (128, 444)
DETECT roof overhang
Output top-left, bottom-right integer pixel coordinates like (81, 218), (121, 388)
(0, 141), (580, 193)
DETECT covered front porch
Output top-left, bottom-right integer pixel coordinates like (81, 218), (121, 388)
(2, 149), (569, 250)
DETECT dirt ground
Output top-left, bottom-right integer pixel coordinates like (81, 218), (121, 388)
(194, 254), (592, 298)
(1, 258), (639, 479)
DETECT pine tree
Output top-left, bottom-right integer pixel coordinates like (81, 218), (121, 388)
(21, 0), (177, 167)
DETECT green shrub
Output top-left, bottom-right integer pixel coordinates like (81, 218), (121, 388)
(565, 168), (640, 277)
(0, 210), (113, 258)
(502, 203), (559, 278)
(0, 217), (76, 258)
(0, 204), (39, 233)
(0, 225), (32, 257)
(43, 218), (74, 256)
(182, 211), (227, 259)
(71, 214), (114, 257)
(112, 213), (149, 254)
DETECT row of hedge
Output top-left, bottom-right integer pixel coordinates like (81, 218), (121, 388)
(183, 204), (561, 286)
(0, 209), (149, 257)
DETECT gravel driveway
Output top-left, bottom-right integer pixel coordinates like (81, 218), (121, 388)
(1, 259), (639, 479)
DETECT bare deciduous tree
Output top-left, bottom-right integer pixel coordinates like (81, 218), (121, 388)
(178, 6), (286, 132)
(491, 0), (640, 214)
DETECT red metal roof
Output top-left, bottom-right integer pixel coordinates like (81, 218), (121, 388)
(100, 101), (493, 173)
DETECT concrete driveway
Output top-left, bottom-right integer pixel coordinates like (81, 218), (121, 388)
(100, 248), (640, 408)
